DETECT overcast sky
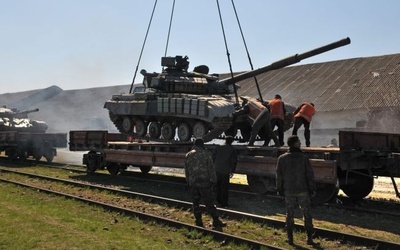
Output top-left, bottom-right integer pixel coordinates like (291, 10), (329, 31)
(1, 0), (399, 94)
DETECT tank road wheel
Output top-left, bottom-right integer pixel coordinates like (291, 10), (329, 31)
(161, 122), (175, 140)
(140, 166), (153, 174)
(122, 116), (134, 133)
(107, 163), (120, 175)
(148, 122), (161, 139)
(135, 120), (147, 137)
(340, 171), (374, 200)
(177, 122), (192, 142)
(192, 121), (208, 139)
(312, 183), (339, 204)
(247, 175), (276, 195)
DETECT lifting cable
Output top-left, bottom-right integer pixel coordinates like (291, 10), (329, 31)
(163, 0), (176, 58)
(230, 0), (264, 102)
(129, 0), (158, 93)
(216, 0), (239, 105)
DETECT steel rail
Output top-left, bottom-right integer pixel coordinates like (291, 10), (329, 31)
(1, 167), (399, 249)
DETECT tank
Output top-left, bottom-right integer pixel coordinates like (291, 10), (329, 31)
(104, 37), (351, 142)
(0, 107), (48, 133)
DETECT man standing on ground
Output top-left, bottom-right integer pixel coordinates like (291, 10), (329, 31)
(269, 94), (286, 146)
(184, 138), (226, 229)
(292, 102), (315, 147)
(213, 136), (238, 208)
(276, 135), (316, 245)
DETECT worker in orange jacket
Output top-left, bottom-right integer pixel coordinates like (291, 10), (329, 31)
(269, 94), (286, 146)
(234, 97), (280, 146)
(292, 102), (315, 147)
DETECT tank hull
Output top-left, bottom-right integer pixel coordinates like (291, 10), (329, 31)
(104, 92), (236, 142)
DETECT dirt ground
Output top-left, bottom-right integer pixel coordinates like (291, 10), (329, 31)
(365, 176), (400, 200)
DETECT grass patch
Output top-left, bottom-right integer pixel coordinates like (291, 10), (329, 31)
(0, 182), (246, 249)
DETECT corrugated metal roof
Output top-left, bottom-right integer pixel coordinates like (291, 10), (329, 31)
(230, 53), (400, 112)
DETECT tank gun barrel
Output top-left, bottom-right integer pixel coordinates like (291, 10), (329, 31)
(16, 108), (39, 115)
(1, 108), (39, 118)
(221, 37), (351, 85)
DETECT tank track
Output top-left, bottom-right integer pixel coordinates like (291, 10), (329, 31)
(110, 113), (233, 144)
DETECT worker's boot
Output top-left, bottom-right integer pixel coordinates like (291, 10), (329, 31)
(194, 215), (203, 227)
(287, 229), (294, 245)
(306, 230), (314, 245)
(212, 217), (226, 229)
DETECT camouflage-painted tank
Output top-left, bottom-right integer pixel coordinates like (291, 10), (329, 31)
(104, 38), (350, 142)
(0, 107), (48, 133)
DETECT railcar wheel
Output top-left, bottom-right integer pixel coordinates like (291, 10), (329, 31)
(340, 171), (374, 200)
(44, 150), (54, 163)
(34, 154), (42, 162)
(177, 122), (192, 142)
(18, 151), (27, 161)
(192, 121), (207, 139)
(107, 163), (120, 175)
(247, 175), (276, 194)
(86, 151), (99, 173)
(140, 166), (152, 174)
(148, 122), (161, 139)
(312, 183), (339, 204)
(6, 148), (18, 161)
(161, 122), (175, 140)
(122, 116), (134, 133)
(135, 119), (147, 137)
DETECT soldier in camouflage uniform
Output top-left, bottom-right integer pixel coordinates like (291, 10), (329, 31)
(184, 138), (226, 229)
(276, 135), (316, 245)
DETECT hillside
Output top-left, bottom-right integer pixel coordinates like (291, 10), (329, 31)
(0, 84), (130, 133)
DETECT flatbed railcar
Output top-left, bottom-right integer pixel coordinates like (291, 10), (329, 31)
(0, 131), (68, 162)
(69, 130), (400, 203)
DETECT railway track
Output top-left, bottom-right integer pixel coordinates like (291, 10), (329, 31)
(2, 155), (400, 216)
(2, 156), (400, 217)
(41, 163), (400, 218)
(1, 166), (399, 249)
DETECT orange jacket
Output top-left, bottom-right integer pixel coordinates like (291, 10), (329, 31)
(269, 98), (285, 121)
(294, 102), (315, 122)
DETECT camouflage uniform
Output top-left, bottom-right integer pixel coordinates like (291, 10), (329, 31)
(212, 137), (238, 207)
(276, 146), (316, 244)
(185, 144), (223, 228)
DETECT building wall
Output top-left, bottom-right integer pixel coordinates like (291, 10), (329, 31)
(313, 109), (368, 130)
(289, 107), (400, 147)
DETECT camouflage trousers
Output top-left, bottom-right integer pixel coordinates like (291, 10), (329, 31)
(189, 186), (218, 220)
(284, 192), (313, 231)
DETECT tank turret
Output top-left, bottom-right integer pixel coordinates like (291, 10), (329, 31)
(140, 55), (231, 95)
(104, 37), (350, 142)
(0, 107), (48, 133)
